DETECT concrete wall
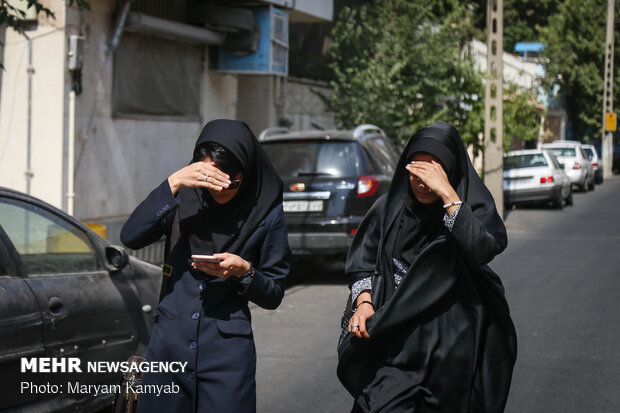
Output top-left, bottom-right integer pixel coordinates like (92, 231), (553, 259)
(282, 77), (335, 131)
(0, 0), (332, 247)
(69, 0), (240, 243)
(238, 75), (335, 136)
(0, 3), (67, 208)
(471, 39), (539, 91)
(237, 75), (277, 135)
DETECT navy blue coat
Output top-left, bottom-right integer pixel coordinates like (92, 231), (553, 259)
(121, 180), (290, 413)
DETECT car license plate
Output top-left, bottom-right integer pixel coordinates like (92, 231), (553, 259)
(283, 200), (323, 212)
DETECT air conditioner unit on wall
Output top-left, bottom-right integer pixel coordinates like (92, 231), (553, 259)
(215, 6), (288, 75)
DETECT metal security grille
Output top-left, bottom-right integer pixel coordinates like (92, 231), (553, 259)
(127, 239), (165, 265)
(271, 10), (288, 73)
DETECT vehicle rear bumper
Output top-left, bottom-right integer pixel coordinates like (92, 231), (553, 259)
(287, 232), (353, 255)
(504, 185), (561, 204)
(566, 169), (587, 185)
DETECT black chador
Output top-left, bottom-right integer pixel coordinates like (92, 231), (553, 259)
(338, 121), (517, 412)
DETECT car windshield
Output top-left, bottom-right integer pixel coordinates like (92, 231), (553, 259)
(504, 154), (548, 170)
(546, 147), (576, 157)
(262, 140), (362, 178)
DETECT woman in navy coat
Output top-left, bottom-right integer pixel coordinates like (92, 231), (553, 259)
(121, 119), (290, 413)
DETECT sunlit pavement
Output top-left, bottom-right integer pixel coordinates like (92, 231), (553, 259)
(252, 176), (620, 413)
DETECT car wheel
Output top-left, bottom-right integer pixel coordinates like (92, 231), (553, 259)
(588, 177), (595, 191)
(565, 188), (573, 206)
(553, 193), (564, 210)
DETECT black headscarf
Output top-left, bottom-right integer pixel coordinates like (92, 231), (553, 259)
(394, 133), (459, 265)
(177, 119), (283, 258)
(346, 121), (506, 283)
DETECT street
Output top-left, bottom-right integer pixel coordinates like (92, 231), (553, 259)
(251, 176), (620, 413)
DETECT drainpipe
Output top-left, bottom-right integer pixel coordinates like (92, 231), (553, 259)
(25, 38), (34, 194)
(108, 0), (134, 54)
(66, 88), (76, 215)
(67, 34), (84, 216)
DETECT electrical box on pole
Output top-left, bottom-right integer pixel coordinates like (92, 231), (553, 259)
(605, 112), (617, 132)
(484, 0), (504, 217)
(602, 0), (615, 179)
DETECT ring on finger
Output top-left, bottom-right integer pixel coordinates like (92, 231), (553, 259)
(204, 173), (210, 181)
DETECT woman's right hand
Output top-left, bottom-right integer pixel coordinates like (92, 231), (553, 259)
(168, 161), (231, 195)
(349, 291), (374, 339)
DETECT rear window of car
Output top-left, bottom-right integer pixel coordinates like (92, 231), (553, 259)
(504, 154), (548, 170)
(262, 140), (363, 178)
(545, 147), (576, 157)
(548, 153), (562, 169)
(580, 148), (591, 160)
(361, 137), (398, 176)
(583, 147), (594, 158)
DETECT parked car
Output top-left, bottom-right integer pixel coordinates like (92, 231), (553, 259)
(0, 187), (160, 412)
(541, 141), (595, 191)
(503, 149), (572, 209)
(581, 144), (603, 184)
(259, 124), (400, 258)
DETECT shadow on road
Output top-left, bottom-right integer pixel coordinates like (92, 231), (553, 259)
(286, 256), (347, 288)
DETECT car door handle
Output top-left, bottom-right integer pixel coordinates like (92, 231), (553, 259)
(48, 296), (65, 315)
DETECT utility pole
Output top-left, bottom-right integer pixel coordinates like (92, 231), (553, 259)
(602, 0), (615, 179)
(484, 0), (504, 216)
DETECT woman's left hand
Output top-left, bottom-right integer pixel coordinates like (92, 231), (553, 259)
(406, 160), (457, 202)
(192, 253), (251, 278)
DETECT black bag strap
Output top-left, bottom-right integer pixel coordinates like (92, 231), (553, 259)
(159, 209), (180, 302)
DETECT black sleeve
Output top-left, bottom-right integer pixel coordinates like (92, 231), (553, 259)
(120, 180), (179, 250)
(239, 205), (290, 310)
(345, 195), (386, 288)
(450, 201), (507, 267)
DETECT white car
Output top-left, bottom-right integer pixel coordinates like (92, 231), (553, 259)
(581, 144), (603, 184)
(541, 141), (595, 191)
(503, 149), (572, 209)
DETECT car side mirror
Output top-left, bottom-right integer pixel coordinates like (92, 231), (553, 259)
(105, 245), (129, 270)
(558, 163), (565, 169)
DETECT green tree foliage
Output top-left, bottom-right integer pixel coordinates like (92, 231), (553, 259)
(504, 84), (543, 151)
(322, 0), (542, 153)
(470, 0), (559, 52)
(321, 0), (485, 146)
(539, 0), (617, 139)
(0, 0), (89, 35)
(503, 0), (559, 52)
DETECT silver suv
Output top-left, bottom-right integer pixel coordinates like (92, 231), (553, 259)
(542, 141), (595, 191)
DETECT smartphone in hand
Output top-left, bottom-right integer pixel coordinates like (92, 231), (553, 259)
(191, 255), (220, 263)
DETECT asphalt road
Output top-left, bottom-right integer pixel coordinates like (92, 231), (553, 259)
(251, 176), (620, 413)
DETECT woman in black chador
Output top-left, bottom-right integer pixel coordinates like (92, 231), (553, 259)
(338, 121), (517, 412)
(121, 119), (290, 412)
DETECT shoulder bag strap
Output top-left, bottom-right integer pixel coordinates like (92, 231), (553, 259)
(159, 209), (180, 302)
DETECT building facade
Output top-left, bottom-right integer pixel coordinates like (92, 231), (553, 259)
(0, 0), (334, 245)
